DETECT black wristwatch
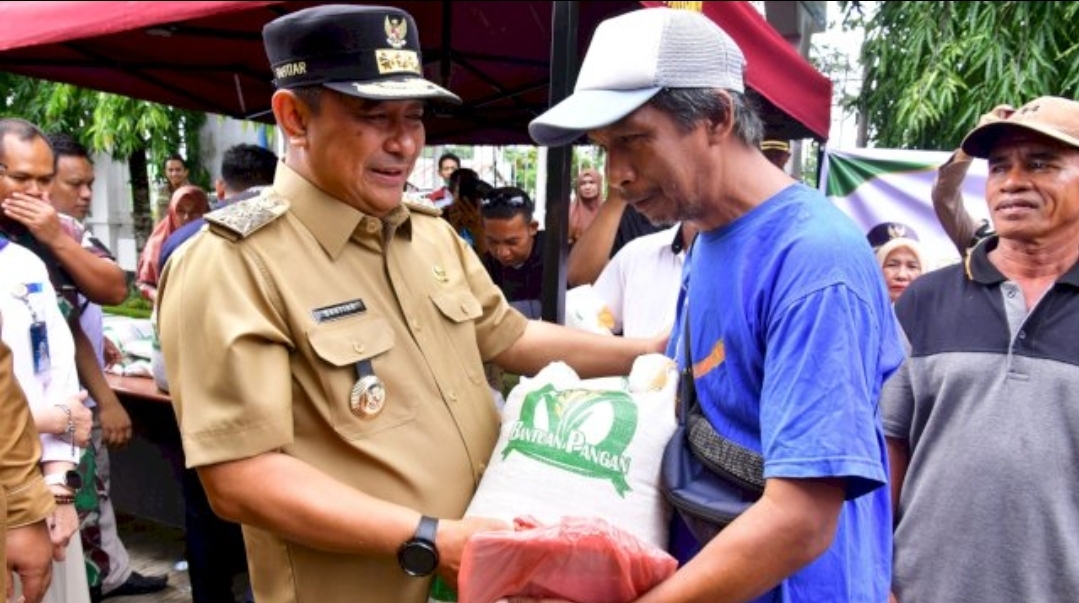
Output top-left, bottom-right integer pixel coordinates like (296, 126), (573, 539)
(397, 515), (439, 577)
(44, 469), (83, 493)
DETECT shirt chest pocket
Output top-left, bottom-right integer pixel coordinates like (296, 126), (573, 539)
(430, 289), (483, 323)
(429, 289), (486, 374)
(305, 316), (413, 440)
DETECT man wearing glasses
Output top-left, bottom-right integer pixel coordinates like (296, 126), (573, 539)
(479, 187), (545, 320)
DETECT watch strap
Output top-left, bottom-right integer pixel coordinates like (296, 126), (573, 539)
(43, 470), (80, 492)
(44, 473), (65, 486)
(44, 472), (72, 489)
(415, 515), (438, 544)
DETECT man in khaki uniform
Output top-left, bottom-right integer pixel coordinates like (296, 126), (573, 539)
(156, 6), (658, 603)
(1, 334), (56, 603)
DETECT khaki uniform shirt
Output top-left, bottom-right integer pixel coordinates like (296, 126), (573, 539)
(0, 336), (56, 597)
(157, 163), (527, 603)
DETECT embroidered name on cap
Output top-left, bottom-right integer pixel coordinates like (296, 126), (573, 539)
(275, 61), (307, 80)
(312, 299), (366, 323)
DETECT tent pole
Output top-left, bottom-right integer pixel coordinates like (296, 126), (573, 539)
(540, 0), (577, 325)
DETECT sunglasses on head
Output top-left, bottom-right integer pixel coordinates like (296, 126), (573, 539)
(480, 192), (531, 209)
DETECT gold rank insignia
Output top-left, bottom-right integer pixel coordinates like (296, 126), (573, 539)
(372, 50), (421, 75)
(205, 191), (289, 241)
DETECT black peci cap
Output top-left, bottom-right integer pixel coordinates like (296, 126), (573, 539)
(866, 221), (919, 249)
(262, 4), (460, 104)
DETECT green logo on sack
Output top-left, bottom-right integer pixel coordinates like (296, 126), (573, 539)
(504, 385), (638, 496)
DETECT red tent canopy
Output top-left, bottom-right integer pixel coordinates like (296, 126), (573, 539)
(674, 1), (832, 144)
(0, 1), (831, 143)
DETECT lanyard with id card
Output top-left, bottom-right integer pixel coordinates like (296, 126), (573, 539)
(12, 282), (50, 375)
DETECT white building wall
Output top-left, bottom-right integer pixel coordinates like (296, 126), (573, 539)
(87, 153), (138, 271)
(198, 116), (275, 195)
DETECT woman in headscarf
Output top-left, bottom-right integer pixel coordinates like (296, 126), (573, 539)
(568, 168), (604, 246)
(136, 184), (210, 301)
(866, 221), (926, 303)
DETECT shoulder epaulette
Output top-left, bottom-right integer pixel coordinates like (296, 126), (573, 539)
(403, 194), (442, 217)
(204, 190), (290, 241)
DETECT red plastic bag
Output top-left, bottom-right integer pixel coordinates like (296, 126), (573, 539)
(458, 516), (677, 603)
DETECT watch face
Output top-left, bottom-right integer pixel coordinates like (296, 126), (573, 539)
(398, 540), (438, 577)
(46, 470), (83, 491)
(65, 470), (83, 491)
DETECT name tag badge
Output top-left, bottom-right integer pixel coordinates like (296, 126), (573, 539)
(311, 299), (366, 323)
(29, 321), (50, 375)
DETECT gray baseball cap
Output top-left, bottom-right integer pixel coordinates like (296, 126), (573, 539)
(529, 8), (745, 147)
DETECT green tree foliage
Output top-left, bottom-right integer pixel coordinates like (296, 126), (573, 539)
(850, 1), (1079, 150)
(0, 74), (208, 243)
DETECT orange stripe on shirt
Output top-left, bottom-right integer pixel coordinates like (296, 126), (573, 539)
(693, 339), (726, 379)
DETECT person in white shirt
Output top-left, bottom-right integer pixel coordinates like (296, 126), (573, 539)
(592, 222), (697, 338)
(0, 237), (92, 603)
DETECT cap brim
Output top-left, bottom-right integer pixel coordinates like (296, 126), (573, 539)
(961, 121), (1079, 158)
(529, 87), (662, 147)
(324, 76), (461, 104)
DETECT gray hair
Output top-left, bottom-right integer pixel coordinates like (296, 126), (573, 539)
(648, 88), (763, 148)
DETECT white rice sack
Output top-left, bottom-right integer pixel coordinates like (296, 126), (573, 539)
(465, 356), (678, 549)
(102, 315), (155, 356)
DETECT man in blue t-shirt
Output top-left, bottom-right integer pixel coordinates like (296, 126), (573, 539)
(528, 8), (903, 603)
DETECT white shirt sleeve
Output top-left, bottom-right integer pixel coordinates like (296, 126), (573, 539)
(40, 277), (80, 463)
(0, 244), (82, 464)
(592, 250), (628, 335)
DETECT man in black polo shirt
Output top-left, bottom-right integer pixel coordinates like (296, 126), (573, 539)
(479, 187), (545, 320)
(883, 96), (1079, 603)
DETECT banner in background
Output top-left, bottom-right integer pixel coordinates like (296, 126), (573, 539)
(820, 148), (990, 270)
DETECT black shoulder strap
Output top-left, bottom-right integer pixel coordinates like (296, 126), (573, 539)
(679, 298), (766, 492)
(679, 308), (695, 424)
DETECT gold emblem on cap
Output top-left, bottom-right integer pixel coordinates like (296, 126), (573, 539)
(350, 375), (386, 419)
(374, 49), (420, 75)
(663, 1), (704, 12)
(385, 15), (408, 49)
(887, 223), (908, 240)
(433, 265), (448, 283)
